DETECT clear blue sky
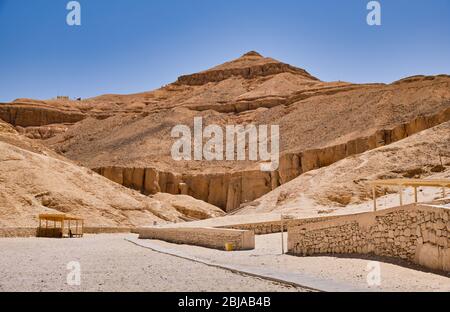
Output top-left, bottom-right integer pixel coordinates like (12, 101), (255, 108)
(0, 0), (449, 102)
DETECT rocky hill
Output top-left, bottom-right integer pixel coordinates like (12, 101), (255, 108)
(1, 51), (449, 214)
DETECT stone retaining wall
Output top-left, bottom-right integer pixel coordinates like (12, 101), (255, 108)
(83, 227), (133, 234)
(138, 227), (255, 250)
(0, 228), (38, 238)
(0, 227), (133, 238)
(218, 215), (343, 235)
(288, 204), (450, 272)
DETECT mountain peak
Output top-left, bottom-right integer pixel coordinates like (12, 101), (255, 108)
(176, 52), (319, 86)
(241, 51), (263, 58)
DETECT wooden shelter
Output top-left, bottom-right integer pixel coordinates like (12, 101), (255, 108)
(369, 179), (450, 211)
(38, 213), (84, 238)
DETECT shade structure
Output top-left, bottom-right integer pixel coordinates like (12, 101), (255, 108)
(369, 179), (450, 211)
(38, 213), (84, 238)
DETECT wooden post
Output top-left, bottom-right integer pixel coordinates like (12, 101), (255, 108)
(414, 187), (418, 203)
(372, 186), (377, 211)
(81, 220), (84, 237)
(399, 185), (403, 206)
(281, 214), (284, 255)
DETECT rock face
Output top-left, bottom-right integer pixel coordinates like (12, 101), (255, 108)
(240, 121), (450, 216)
(152, 193), (227, 221)
(93, 167), (273, 212)
(0, 103), (86, 127)
(15, 124), (70, 140)
(91, 107), (450, 212)
(1, 52), (449, 213)
(287, 106), (450, 176)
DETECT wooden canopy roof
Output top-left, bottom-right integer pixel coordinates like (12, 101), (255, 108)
(38, 213), (83, 222)
(369, 179), (450, 188)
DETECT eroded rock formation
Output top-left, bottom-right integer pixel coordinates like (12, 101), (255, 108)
(1, 52), (449, 214)
(92, 106), (450, 212)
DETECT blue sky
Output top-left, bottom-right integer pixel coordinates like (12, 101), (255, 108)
(0, 0), (449, 102)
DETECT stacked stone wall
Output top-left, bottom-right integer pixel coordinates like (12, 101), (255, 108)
(288, 205), (450, 272)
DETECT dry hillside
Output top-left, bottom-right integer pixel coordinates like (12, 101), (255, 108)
(0, 121), (224, 228)
(237, 121), (450, 217)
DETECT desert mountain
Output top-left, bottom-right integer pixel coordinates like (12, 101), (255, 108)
(1, 51), (449, 213)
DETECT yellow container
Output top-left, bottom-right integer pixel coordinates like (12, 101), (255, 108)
(224, 242), (234, 251)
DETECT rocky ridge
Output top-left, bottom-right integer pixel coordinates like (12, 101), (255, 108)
(1, 52), (449, 214)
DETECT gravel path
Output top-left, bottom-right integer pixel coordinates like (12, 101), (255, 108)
(0, 234), (307, 292)
(132, 233), (450, 292)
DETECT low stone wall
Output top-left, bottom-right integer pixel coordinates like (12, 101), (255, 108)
(0, 228), (38, 238)
(0, 227), (133, 238)
(288, 204), (450, 272)
(218, 215), (343, 235)
(138, 227), (255, 250)
(83, 227), (133, 234)
(218, 220), (284, 234)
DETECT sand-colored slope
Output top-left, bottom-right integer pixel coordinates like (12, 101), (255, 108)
(0, 122), (224, 228)
(237, 121), (450, 217)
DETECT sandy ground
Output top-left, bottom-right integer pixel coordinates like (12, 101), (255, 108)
(132, 234), (450, 292)
(0, 234), (307, 292)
